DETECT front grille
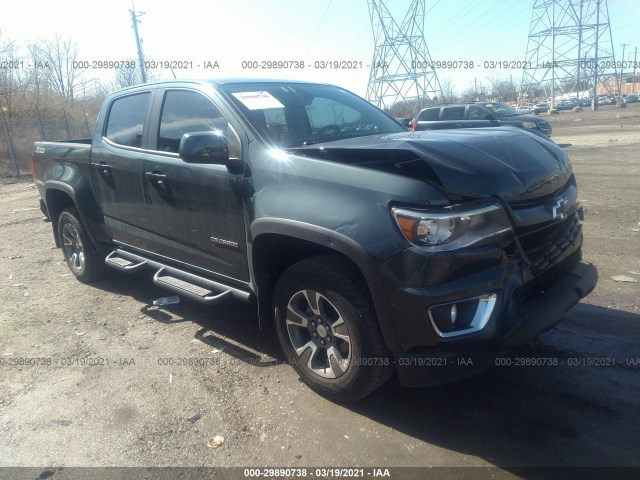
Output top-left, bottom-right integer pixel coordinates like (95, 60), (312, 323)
(515, 211), (581, 275)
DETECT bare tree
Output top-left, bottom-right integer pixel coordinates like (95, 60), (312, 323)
(440, 78), (458, 104)
(459, 86), (482, 102)
(389, 96), (437, 118)
(32, 36), (85, 100)
(491, 80), (518, 103)
(0, 32), (38, 118)
(112, 59), (159, 90)
(113, 60), (142, 90)
(112, 61), (155, 90)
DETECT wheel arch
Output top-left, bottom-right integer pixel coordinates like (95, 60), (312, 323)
(44, 181), (105, 248)
(45, 183), (81, 247)
(249, 218), (400, 351)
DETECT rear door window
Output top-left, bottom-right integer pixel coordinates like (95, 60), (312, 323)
(468, 106), (489, 119)
(105, 93), (150, 148)
(441, 106), (466, 120)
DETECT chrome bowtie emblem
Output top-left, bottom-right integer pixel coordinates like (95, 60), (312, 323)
(548, 197), (568, 220)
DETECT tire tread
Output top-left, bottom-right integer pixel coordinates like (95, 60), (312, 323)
(275, 254), (393, 401)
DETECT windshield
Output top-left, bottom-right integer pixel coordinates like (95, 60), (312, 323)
(481, 102), (522, 117)
(220, 82), (404, 148)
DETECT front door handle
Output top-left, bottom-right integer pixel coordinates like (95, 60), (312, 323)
(145, 171), (167, 185)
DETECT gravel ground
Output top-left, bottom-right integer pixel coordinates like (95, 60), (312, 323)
(0, 103), (639, 477)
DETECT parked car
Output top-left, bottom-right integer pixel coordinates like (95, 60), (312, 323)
(555, 101), (575, 111)
(533, 102), (550, 113)
(518, 103), (536, 113)
(597, 96), (615, 105)
(31, 79), (596, 400)
(623, 94), (638, 104)
(412, 102), (552, 137)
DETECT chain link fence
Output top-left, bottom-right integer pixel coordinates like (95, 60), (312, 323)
(0, 96), (102, 176)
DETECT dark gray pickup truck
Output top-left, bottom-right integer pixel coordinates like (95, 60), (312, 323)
(411, 102), (552, 138)
(31, 79), (597, 400)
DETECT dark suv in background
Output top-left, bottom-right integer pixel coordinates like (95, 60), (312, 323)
(412, 102), (552, 138)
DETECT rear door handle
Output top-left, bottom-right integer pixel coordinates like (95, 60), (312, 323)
(96, 162), (111, 174)
(145, 171), (167, 184)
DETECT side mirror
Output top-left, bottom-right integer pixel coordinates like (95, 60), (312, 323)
(484, 113), (497, 120)
(179, 131), (229, 164)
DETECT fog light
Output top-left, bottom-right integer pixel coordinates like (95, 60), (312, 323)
(428, 294), (497, 338)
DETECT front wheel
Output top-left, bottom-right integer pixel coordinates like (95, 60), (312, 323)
(58, 207), (105, 283)
(274, 255), (393, 401)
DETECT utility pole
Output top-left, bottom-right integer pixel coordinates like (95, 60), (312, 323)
(130, 1), (147, 83)
(510, 74), (514, 102)
(633, 47), (638, 94)
(576, 0), (583, 102)
(619, 43), (629, 95)
(550, 0), (556, 110)
(592, 0), (601, 110)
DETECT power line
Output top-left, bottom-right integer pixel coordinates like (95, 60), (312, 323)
(304, 0), (335, 58)
(429, 0), (529, 58)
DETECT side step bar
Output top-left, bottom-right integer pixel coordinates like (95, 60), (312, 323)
(153, 267), (232, 305)
(105, 251), (148, 272)
(105, 249), (253, 304)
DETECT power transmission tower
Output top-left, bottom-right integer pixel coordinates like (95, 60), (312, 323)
(366, 0), (443, 113)
(520, 0), (617, 108)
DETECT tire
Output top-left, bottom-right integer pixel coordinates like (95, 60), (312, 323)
(274, 254), (393, 401)
(58, 207), (105, 283)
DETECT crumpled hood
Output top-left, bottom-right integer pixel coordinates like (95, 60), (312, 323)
(290, 128), (572, 202)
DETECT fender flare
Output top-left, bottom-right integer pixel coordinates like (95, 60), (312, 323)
(250, 217), (400, 351)
(44, 181), (100, 247)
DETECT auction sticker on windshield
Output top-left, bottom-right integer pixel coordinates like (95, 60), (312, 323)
(232, 91), (284, 110)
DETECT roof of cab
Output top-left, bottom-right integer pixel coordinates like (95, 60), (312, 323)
(111, 78), (328, 95)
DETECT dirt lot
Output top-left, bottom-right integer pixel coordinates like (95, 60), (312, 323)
(0, 104), (639, 477)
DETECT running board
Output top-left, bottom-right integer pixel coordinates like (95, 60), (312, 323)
(104, 248), (253, 304)
(153, 267), (232, 305)
(105, 251), (148, 272)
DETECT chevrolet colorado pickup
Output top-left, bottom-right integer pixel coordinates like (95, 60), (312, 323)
(31, 79), (597, 401)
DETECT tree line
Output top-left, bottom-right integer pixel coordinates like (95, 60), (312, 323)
(0, 32), (152, 175)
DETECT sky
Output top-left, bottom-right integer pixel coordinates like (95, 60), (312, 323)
(1, 0), (639, 100)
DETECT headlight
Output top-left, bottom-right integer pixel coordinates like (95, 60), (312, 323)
(392, 203), (512, 250)
(521, 121), (538, 129)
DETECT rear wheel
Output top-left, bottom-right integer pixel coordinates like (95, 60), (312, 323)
(58, 207), (105, 283)
(274, 255), (393, 401)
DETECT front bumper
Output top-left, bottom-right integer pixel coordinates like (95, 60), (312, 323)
(376, 203), (597, 387)
(393, 261), (597, 386)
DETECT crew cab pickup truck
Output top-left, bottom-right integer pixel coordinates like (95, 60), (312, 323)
(31, 79), (597, 401)
(411, 102), (552, 138)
